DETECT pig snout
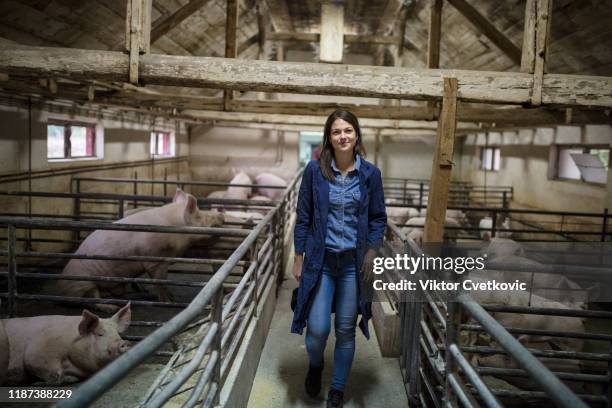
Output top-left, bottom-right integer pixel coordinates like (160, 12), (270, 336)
(111, 340), (130, 357)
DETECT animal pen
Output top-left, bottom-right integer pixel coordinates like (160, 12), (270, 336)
(0, 0), (611, 405)
(0, 170), (301, 406)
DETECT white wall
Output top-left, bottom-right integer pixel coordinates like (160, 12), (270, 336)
(457, 125), (612, 213)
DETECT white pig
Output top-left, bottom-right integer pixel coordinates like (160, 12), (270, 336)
(480, 216), (512, 240)
(481, 237), (525, 260)
(224, 171), (253, 200)
(255, 173), (286, 200)
(387, 206), (419, 225)
(48, 189), (225, 313)
(207, 190), (226, 199)
(1, 303), (131, 385)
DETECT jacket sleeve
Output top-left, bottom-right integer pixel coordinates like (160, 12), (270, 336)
(294, 161), (314, 254)
(367, 167), (387, 250)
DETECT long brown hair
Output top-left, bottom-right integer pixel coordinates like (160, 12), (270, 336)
(319, 109), (366, 181)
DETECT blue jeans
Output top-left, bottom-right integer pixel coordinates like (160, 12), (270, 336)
(305, 251), (358, 391)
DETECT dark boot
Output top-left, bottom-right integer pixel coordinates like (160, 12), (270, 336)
(327, 388), (344, 408)
(304, 364), (324, 398)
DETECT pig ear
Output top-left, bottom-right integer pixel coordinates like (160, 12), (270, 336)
(173, 188), (187, 204)
(185, 195), (198, 215)
(79, 309), (100, 335)
(112, 302), (131, 334)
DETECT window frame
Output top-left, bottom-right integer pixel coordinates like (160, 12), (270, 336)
(480, 146), (501, 172)
(554, 144), (610, 184)
(150, 130), (176, 158)
(47, 119), (99, 161)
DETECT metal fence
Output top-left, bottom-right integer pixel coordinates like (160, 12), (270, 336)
(383, 178), (514, 208)
(385, 223), (611, 407)
(0, 169), (301, 406)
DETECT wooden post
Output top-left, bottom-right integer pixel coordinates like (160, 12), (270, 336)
(423, 78), (458, 243)
(531, 0), (553, 106)
(427, 0), (442, 69)
(521, 0), (536, 73)
(125, 0), (152, 85)
(427, 0), (443, 113)
(320, 1), (344, 63)
(224, 0), (239, 111)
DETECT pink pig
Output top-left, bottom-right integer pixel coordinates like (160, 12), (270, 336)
(48, 189), (224, 313)
(1, 303), (131, 385)
(255, 173), (286, 200)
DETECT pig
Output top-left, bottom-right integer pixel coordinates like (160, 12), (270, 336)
(480, 216), (512, 240)
(207, 190), (226, 199)
(467, 277), (585, 351)
(224, 171), (253, 200)
(248, 195), (272, 215)
(0, 320), (8, 385)
(480, 237), (525, 260)
(255, 173), (286, 200)
(401, 217), (462, 242)
(48, 189), (225, 313)
(1, 303), (131, 385)
(407, 229), (423, 246)
(224, 210), (264, 224)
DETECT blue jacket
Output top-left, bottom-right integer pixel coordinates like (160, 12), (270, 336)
(291, 158), (387, 339)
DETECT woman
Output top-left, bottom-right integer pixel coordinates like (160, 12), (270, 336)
(291, 109), (387, 407)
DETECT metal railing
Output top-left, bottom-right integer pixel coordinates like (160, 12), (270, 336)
(46, 168), (303, 407)
(385, 224), (611, 407)
(383, 178), (514, 208)
(385, 204), (611, 242)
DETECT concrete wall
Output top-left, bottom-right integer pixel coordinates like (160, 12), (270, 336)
(457, 125), (612, 213)
(0, 104), (189, 251)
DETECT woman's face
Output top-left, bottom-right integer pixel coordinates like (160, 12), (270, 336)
(329, 118), (357, 155)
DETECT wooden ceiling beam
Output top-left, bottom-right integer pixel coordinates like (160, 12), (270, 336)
(445, 0), (522, 65)
(1, 44), (611, 108)
(150, 0), (214, 44)
(267, 31), (400, 45)
(264, 0), (293, 32)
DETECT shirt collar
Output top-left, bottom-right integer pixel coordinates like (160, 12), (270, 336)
(331, 154), (361, 175)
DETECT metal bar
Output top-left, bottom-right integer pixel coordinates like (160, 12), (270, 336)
(457, 294), (588, 408)
(475, 366), (609, 383)
(0, 293), (189, 309)
(602, 208), (608, 242)
(181, 350), (219, 408)
(7, 224), (17, 317)
(0, 217), (249, 237)
(146, 322), (218, 408)
(7, 271), (206, 288)
(456, 344), (612, 362)
(211, 286), (223, 406)
(447, 373), (477, 408)
(482, 304), (612, 319)
(461, 323), (612, 341)
(72, 176), (287, 190)
(448, 343), (502, 408)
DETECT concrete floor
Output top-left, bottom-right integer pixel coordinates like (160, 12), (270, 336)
(247, 273), (409, 408)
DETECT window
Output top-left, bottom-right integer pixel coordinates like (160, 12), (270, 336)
(557, 146), (609, 184)
(150, 131), (175, 157)
(480, 147), (500, 171)
(47, 121), (96, 159)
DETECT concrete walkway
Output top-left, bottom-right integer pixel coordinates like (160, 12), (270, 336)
(247, 273), (409, 408)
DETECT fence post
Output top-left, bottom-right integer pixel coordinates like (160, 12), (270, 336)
(211, 286), (223, 406)
(491, 211), (498, 238)
(133, 171), (138, 208)
(444, 273), (462, 407)
(251, 238), (260, 318)
(403, 179), (408, 205)
(419, 182), (424, 208)
(118, 199), (125, 219)
(7, 224), (17, 317)
(602, 208), (608, 243)
(163, 167), (168, 197)
(73, 179), (81, 248)
(502, 191), (508, 209)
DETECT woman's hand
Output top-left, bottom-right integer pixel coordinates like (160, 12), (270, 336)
(293, 253), (304, 282)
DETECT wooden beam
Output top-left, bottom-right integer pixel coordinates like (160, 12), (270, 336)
(182, 109), (479, 130)
(224, 0), (238, 111)
(150, 0), (213, 44)
(521, 0), (536, 73)
(427, 0), (443, 69)
(125, 0), (151, 85)
(264, 0), (293, 32)
(266, 31), (400, 45)
(256, 0), (268, 60)
(209, 121), (439, 136)
(374, 130), (381, 166)
(423, 78), (458, 243)
(1, 45), (612, 108)
(446, 0), (522, 65)
(320, 2), (344, 63)
(531, 0), (553, 106)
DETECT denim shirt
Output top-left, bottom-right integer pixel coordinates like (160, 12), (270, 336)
(325, 155), (362, 252)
